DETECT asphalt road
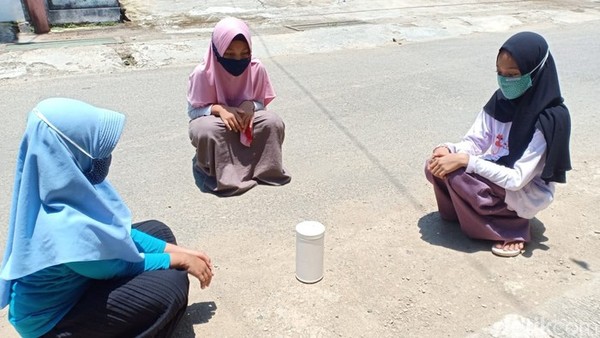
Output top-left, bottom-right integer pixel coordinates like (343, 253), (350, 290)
(0, 16), (599, 338)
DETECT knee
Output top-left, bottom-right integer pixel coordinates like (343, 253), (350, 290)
(133, 219), (166, 230)
(259, 111), (285, 131)
(164, 270), (190, 306)
(189, 117), (221, 145)
(424, 160), (432, 179)
(133, 220), (177, 244)
(445, 168), (466, 184)
(188, 118), (202, 145)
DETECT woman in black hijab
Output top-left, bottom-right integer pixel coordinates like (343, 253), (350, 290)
(425, 32), (571, 257)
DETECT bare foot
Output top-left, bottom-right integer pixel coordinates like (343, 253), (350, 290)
(492, 241), (525, 257)
(494, 242), (525, 252)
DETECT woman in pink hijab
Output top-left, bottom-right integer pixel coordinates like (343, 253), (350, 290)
(187, 17), (291, 196)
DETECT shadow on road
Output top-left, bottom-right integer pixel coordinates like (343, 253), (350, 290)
(417, 212), (549, 257)
(174, 301), (217, 337)
(523, 217), (549, 257)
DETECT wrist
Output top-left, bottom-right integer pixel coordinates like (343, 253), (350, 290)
(169, 252), (189, 270)
(460, 153), (469, 166)
(211, 104), (224, 117)
(164, 243), (185, 254)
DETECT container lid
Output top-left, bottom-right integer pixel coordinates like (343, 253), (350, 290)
(296, 221), (325, 239)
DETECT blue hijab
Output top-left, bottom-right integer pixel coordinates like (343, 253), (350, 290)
(0, 98), (143, 307)
(483, 32), (571, 183)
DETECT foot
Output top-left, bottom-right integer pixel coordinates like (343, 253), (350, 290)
(492, 241), (524, 257)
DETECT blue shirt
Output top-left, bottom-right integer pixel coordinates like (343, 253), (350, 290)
(8, 229), (170, 338)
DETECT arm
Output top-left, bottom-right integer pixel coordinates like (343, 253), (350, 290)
(67, 247), (213, 289)
(428, 110), (492, 177)
(133, 229), (214, 288)
(447, 110), (494, 155)
(238, 100), (261, 130)
(69, 230), (214, 288)
(165, 243), (213, 289)
(66, 253), (170, 279)
(210, 100), (263, 132)
(187, 63), (258, 132)
(187, 101), (261, 121)
(429, 129), (546, 189)
(466, 129), (547, 190)
(71, 224), (172, 277)
(168, 251), (213, 289)
(188, 102), (212, 120)
(205, 104), (245, 132)
(131, 229), (166, 253)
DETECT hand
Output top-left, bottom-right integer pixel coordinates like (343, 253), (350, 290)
(165, 243), (214, 288)
(165, 243), (213, 272)
(427, 153), (469, 179)
(169, 252), (214, 289)
(238, 101), (255, 131)
(215, 105), (244, 132)
(239, 111), (254, 132)
(432, 145), (450, 158)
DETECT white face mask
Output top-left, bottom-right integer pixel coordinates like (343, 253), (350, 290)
(34, 108), (112, 184)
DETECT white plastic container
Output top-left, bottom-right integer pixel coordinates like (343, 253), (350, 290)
(295, 221), (325, 283)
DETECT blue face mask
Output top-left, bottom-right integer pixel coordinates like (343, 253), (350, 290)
(212, 43), (251, 77)
(497, 50), (549, 100)
(34, 109), (113, 185)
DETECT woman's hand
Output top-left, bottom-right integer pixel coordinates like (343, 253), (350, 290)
(428, 153), (469, 179)
(432, 145), (450, 158)
(169, 252), (214, 289)
(213, 104), (244, 132)
(165, 243), (213, 271)
(165, 243), (214, 288)
(238, 101), (255, 131)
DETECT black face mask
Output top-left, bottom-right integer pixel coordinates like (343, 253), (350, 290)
(212, 43), (250, 76)
(84, 155), (112, 185)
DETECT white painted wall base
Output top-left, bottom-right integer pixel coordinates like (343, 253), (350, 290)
(48, 7), (121, 24)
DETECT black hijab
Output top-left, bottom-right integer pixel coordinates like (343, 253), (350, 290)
(483, 31), (571, 183)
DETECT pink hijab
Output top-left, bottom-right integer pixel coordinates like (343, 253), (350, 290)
(187, 17), (276, 108)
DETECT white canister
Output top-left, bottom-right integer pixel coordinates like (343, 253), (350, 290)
(295, 221), (325, 283)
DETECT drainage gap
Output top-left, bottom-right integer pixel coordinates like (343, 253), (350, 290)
(284, 20), (366, 32)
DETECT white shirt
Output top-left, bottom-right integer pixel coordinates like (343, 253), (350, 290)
(445, 109), (555, 219)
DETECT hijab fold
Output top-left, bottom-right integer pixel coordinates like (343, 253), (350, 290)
(483, 31), (571, 183)
(0, 98), (143, 308)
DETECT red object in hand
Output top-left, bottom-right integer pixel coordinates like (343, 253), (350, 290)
(240, 122), (253, 147)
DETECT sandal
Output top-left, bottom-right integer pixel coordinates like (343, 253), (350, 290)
(491, 242), (524, 257)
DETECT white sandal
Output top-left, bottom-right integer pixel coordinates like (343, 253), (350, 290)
(491, 242), (524, 257)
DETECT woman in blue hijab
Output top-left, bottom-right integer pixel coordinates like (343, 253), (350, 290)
(0, 98), (214, 337)
(425, 32), (571, 257)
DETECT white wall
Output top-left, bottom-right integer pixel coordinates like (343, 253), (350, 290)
(0, 0), (26, 22)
